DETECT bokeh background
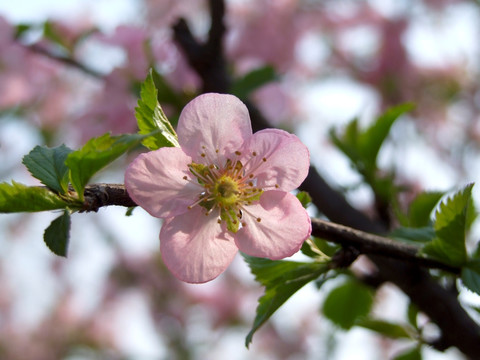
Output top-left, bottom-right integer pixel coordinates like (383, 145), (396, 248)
(0, 0), (479, 359)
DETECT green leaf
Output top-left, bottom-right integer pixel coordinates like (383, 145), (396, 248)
(389, 226), (435, 244)
(461, 260), (480, 295)
(243, 255), (328, 347)
(407, 302), (419, 330)
(44, 210), (71, 257)
(422, 184), (474, 267)
(0, 181), (70, 213)
(407, 191), (444, 228)
(355, 318), (413, 339)
(330, 103), (414, 178)
(231, 65), (277, 99)
(357, 103), (414, 172)
(296, 191), (312, 208)
(322, 279), (374, 330)
(22, 144), (73, 194)
(66, 133), (146, 200)
(329, 119), (360, 169)
(393, 346), (422, 360)
(135, 69), (179, 150)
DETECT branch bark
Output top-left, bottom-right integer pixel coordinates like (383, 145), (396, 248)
(78, 183), (459, 273)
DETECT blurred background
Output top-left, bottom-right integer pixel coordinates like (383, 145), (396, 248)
(0, 0), (479, 359)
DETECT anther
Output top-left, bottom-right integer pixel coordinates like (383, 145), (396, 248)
(242, 222), (247, 227)
(275, 184), (279, 188)
(183, 176), (188, 180)
(262, 157), (267, 162)
(248, 182), (254, 187)
(217, 219), (222, 224)
(256, 218), (262, 222)
(252, 151), (257, 156)
(249, 174), (254, 179)
(235, 151), (242, 156)
(201, 153), (206, 157)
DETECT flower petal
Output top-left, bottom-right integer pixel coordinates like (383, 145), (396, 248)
(240, 129), (310, 191)
(177, 93), (252, 164)
(235, 190), (311, 259)
(160, 206), (238, 283)
(125, 147), (201, 218)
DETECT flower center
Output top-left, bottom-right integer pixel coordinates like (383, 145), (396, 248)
(214, 176), (240, 207)
(185, 152), (264, 233)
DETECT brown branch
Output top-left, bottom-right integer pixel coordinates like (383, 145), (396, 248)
(79, 183), (458, 273)
(172, 0), (231, 93)
(23, 43), (103, 78)
(311, 218), (459, 273)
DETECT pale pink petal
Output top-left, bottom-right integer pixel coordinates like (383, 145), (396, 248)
(235, 190), (311, 259)
(125, 147), (201, 218)
(177, 93), (252, 164)
(160, 206), (238, 283)
(240, 129), (310, 191)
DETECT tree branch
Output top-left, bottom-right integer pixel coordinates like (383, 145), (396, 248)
(23, 43), (103, 78)
(311, 218), (459, 274)
(79, 183), (458, 273)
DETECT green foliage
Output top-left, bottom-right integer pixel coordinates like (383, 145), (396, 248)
(135, 69), (179, 150)
(422, 184), (474, 267)
(389, 226), (435, 244)
(0, 181), (71, 213)
(406, 191), (444, 228)
(65, 133), (146, 201)
(330, 103), (414, 202)
(44, 210), (71, 257)
(330, 103), (414, 178)
(296, 191), (312, 208)
(22, 144), (73, 194)
(243, 255), (328, 347)
(355, 318), (413, 339)
(322, 279), (374, 330)
(231, 66), (277, 99)
(461, 260), (480, 295)
(407, 303), (419, 330)
(393, 346), (422, 360)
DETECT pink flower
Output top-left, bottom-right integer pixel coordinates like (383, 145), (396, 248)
(125, 93), (311, 283)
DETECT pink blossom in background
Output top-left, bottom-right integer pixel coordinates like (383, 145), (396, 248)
(95, 26), (150, 81)
(74, 69), (138, 141)
(226, 0), (314, 73)
(152, 39), (201, 92)
(125, 93), (311, 283)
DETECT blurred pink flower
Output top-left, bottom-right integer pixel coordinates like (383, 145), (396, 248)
(125, 93), (311, 283)
(227, 0), (314, 72)
(74, 69), (138, 141)
(95, 25), (149, 80)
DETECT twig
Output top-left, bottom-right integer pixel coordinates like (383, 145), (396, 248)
(311, 218), (459, 274)
(23, 43), (103, 78)
(78, 183), (458, 274)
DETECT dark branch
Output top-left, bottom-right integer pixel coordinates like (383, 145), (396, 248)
(23, 43), (103, 78)
(312, 218), (459, 273)
(172, 0), (231, 93)
(82, 183), (136, 211)
(79, 183), (458, 274)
